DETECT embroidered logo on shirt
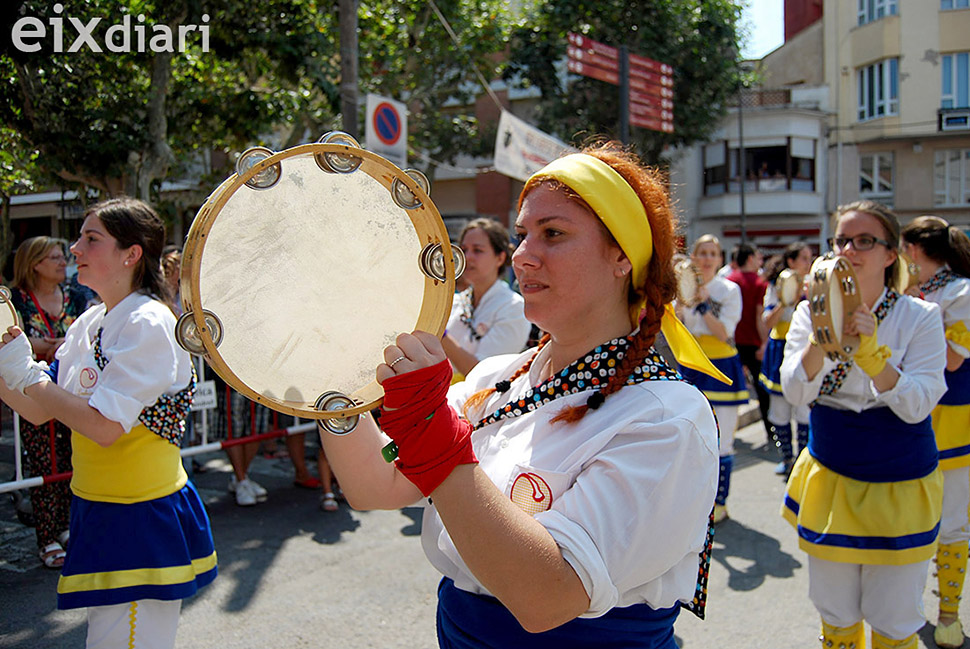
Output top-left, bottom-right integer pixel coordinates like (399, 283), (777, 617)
(475, 322), (490, 338)
(79, 367), (98, 390)
(510, 472), (553, 515)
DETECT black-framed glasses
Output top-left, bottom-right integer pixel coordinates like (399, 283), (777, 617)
(827, 235), (890, 252)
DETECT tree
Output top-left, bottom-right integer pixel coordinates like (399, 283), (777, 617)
(0, 0), (339, 201)
(504, 0), (744, 164)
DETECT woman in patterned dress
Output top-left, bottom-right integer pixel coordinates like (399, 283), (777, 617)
(9, 237), (90, 568)
(781, 201), (947, 649)
(901, 215), (970, 648)
(0, 198), (216, 648)
(319, 142), (725, 648)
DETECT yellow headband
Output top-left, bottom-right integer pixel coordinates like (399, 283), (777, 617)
(530, 154), (652, 291)
(527, 153), (731, 385)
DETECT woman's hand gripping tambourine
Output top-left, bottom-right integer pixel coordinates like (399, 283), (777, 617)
(808, 255), (863, 361)
(176, 132), (465, 434)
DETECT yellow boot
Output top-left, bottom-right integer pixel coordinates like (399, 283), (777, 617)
(870, 630), (917, 649)
(820, 620), (865, 649)
(935, 541), (968, 648)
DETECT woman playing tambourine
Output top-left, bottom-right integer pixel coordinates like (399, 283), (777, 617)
(319, 142), (728, 648)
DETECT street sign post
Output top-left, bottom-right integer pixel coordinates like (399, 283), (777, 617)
(566, 32), (675, 137)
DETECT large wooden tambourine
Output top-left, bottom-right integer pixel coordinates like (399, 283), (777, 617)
(176, 132), (463, 432)
(776, 269), (802, 307)
(808, 255), (862, 361)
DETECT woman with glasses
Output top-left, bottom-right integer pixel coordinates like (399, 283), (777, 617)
(9, 237), (90, 568)
(441, 218), (531, 379)
(781, 200), (947, 649)
(901, 216), (970, 649)
(676, 234), (748, 524)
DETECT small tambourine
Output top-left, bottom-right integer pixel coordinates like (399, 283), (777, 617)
(674, 260), (702, 306)
(776, 269), (802, 307)
(0, 286), (22, 332)
(177, 132), (465, 433)
(894, 251), (920, 294)
(808, 255), (862, 361)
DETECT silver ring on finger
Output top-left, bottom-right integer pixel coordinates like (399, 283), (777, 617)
(388, 355), (407, 369)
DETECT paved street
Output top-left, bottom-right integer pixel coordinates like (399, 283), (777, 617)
(1, 413), (967, 648)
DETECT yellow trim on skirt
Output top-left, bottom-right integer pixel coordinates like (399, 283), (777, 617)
(770, 321), (790, 340)
(933, 403), (970, 471)
(782, 451), (942, 565)
(58, 552), (218, 595)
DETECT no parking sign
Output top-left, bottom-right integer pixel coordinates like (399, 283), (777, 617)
(366, 93), (407, 168)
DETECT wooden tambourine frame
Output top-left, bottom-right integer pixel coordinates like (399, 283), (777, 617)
(808, 255), (862, 361)
(0, 286), (22, 332)
(674, 260), (702, 306)
(177, 135), (460, 426)
(776, 269), (802, 307)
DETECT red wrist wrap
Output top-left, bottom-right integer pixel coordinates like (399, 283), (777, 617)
(380, 360), (478, 496)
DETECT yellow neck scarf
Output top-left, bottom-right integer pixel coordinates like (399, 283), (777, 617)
(528, 154), (731, 384)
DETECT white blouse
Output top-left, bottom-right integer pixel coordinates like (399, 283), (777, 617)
(446, 280), (531, 361)
(678, 275), (742, 338)
(780, 288), (946, 423)
(419, 343), (719, 617)
(923, 273), (970, 359)
(55, 292), (193, 432)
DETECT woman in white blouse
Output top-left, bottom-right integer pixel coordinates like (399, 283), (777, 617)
(781, 200), (946, 649)
(676, 234), (748, 524)
(319, 143), (723, 647)
(441, 218), (531, 379)
(901, 215), (970, 648)
(0, 198), (216, 648)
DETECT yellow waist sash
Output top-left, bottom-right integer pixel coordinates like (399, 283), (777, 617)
(696, 334), (737, 360)
(770, 321), (790, 340)
(71, 425), (187, 504)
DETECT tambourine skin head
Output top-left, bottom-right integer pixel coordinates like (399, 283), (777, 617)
(674, 260), (702, 307)
(180, 143), (455, 419)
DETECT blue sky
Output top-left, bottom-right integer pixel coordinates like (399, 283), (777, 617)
(740, 0), (785, 59)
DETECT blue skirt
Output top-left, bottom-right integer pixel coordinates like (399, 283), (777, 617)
(436, 577), (679, 649)
(758, 337), (785, 395)
(58, 481), (217, 609)
(679, 355), (749, 405)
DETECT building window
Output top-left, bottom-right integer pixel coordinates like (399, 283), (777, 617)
(860, 153), (894, 203)
(942, 53), (970, 109)
(858, 0), (898, 25)
(702, 138), (816, 196)
(942, 0), (970, 9)
(935, 149), (970, 206)
(858, 59), (899, 121)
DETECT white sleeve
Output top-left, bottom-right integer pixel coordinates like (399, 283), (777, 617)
(877, 303), (947, 423)
(717, 281), (742, 334)
(942, 282), (970, 358)
(535, 393), (718, 617)
(472, 301), (531, 360)
(87, 313), (180, 431)
(780, 301), (833, 407)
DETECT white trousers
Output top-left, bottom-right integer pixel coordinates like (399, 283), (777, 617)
(940, 466), (970, 545)
(767, 393), (809, 427)
(808, 556), (929, 639)
(86, 599), (181, 649)
(712, 404), (738, 457)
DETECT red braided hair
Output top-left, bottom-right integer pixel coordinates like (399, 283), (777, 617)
(462, 334), (551, 421)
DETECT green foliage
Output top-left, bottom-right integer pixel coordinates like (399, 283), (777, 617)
(505, 0), (744, 163)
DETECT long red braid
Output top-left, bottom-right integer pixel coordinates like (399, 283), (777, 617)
(462, 333), (551, 421)
(463, 142), (679, 426)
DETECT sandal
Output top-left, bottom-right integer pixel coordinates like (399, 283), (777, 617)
(320, 492), (338, 512)
(57, 530), (70, 548)
(39, 542), (66, 569)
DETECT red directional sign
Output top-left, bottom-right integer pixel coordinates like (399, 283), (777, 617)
(566, 32), (676, 135)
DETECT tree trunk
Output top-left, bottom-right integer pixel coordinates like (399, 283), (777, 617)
(339, 0), (360, 138)
(133, 51), (177, 201)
